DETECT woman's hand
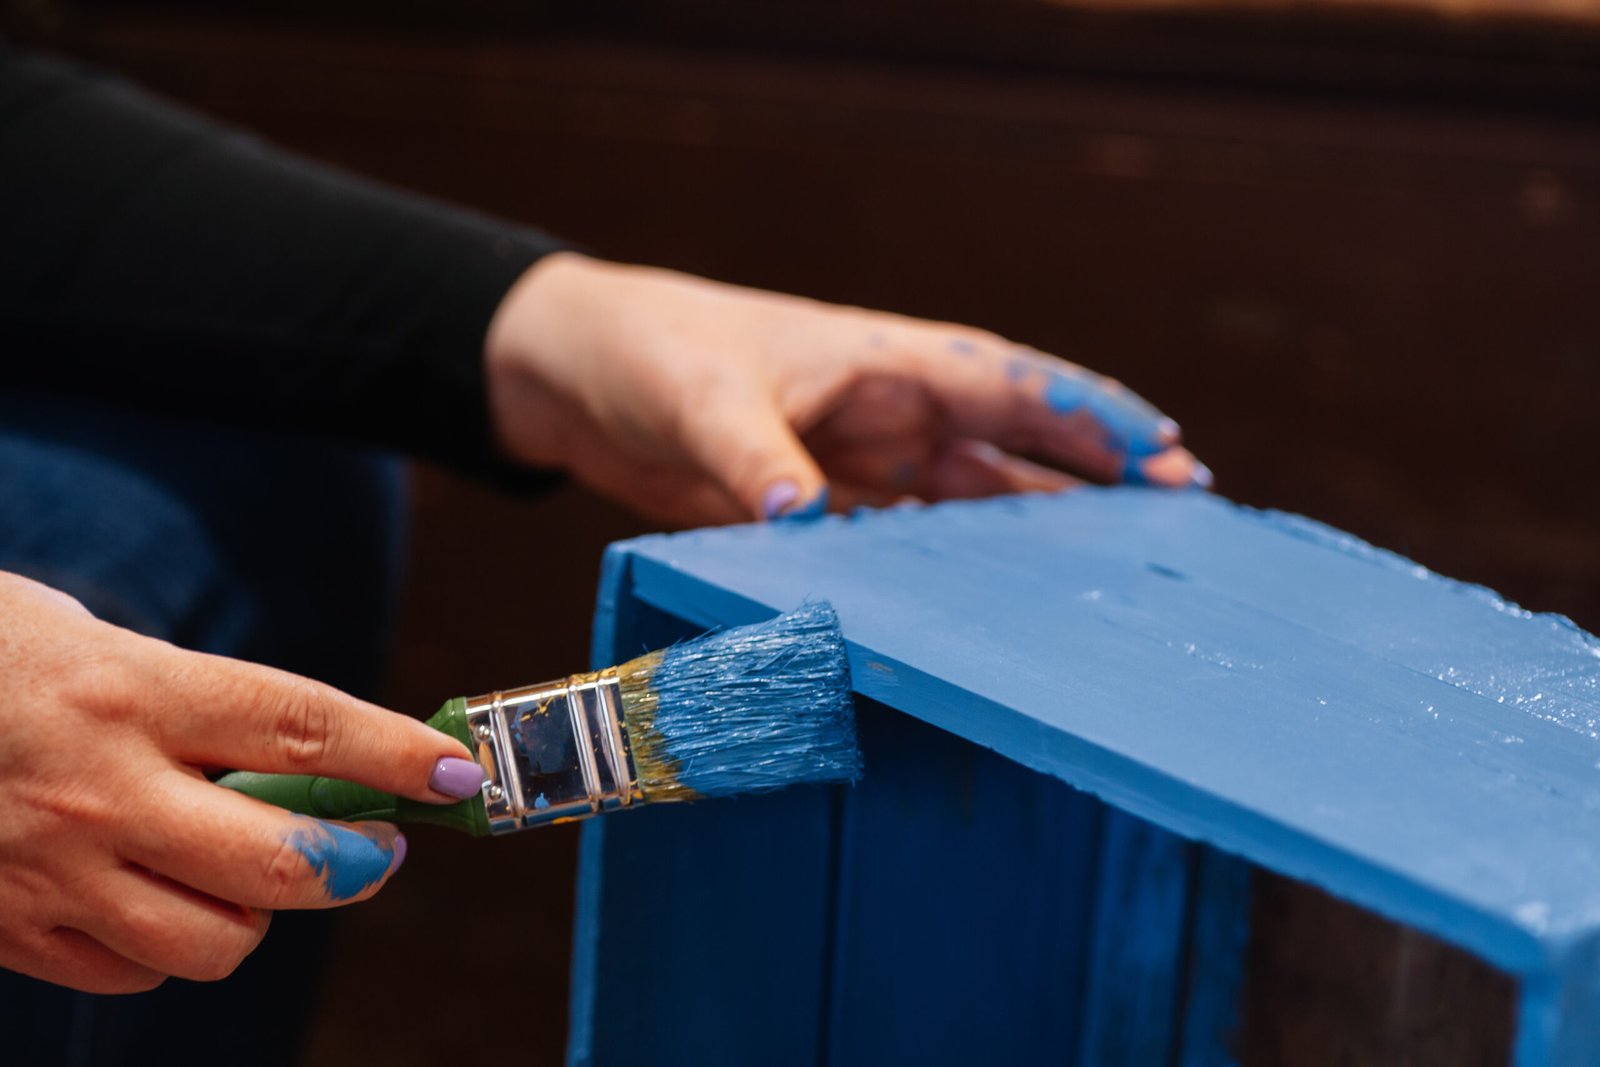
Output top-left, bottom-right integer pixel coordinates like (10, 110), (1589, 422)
(485, 253), (1209, 526)
(0, 572), (484, 993)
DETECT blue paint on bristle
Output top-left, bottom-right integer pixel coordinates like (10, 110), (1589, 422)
(644, 602), (860, 799)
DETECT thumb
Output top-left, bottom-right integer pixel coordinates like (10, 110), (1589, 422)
(682, 390), (828, 521)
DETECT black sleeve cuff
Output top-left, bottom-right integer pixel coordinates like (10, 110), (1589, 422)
(0, 44), (571, 489)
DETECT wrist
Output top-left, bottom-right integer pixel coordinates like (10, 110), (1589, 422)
(482, 250), (602, 469)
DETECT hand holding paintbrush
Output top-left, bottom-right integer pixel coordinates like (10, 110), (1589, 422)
(219, 603), (861, 834)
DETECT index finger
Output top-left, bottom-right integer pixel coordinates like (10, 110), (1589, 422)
(138, 641), (472, 803)
(888, 326), (1208, 487)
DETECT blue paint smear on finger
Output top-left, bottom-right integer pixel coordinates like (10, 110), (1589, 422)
(1043, 371), (1170, 457)
(1121, 453), (1157, 486)
(286, 818), (396, 901)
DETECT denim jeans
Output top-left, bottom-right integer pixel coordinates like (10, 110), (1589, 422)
(0, 392), (406, 1066)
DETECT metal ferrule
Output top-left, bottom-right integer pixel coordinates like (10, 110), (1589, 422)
(462, 671), (642, 833)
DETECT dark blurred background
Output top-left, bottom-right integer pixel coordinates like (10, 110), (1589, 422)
(12, 0), (1598, 1062)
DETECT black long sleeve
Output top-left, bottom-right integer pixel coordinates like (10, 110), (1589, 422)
(0, 44), (566, 477)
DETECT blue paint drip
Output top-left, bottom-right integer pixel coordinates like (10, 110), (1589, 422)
(1042, 372), (1171, 457)
(643, 602), (861, 798)
(286, 818), (395, 901)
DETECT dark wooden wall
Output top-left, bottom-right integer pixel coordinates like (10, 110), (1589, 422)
(33, 3), (1600, 1063)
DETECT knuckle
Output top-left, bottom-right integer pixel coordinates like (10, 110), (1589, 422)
(964, 326), (1009, 349)
(99, 970), (166, 995)
(187, 932), (256, 983)
(107, 896), (177, 961)
(727, 450), (778, 500)
(259, 832), (316, 907)
(54, 651), (144, 725)
(270, 681), (339, 770)
(29, 776), (118, 833)
(130, 973), (168, 993)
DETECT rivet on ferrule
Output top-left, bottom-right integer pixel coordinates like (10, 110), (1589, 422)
(460, 672), (643, 834)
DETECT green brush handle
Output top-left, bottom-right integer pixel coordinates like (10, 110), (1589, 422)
(215, 698), (492, 837)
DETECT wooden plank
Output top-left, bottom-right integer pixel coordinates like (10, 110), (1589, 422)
(1176, 849), (1253, 1067)
(1515, 934), (1600, 1067)
(613, 489), (1600, 978)
(1077, 810), (1195, 1066)
(571, 583), (839, 1067)
(1240, 871), (1514, 1064)
(570, 791), (839, 1067)
(822, 701), (1102, 1064)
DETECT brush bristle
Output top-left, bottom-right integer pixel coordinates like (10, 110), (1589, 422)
(616, 602), (861, 801)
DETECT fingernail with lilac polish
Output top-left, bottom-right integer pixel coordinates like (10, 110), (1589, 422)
(762, 480), (801, 520)
(1191, 461), (1215, 490)
(1156, 417), (1181, 446)
(775, 488), (829, 523)
(429, 757), (487, 799)
(390, 832), (408, 873)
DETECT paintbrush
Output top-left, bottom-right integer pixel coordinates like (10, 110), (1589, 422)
(217, 602), (860, 834)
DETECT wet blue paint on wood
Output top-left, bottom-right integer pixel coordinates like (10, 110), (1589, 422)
(1177, 849), (1254, 1067)
(1078, 809), (1195, 1066)
(570, 596), (840, 1067)
(573, 791), (840, 1066)
(572, 488), (1600, 1065)
(822, 701), (1101, 1063)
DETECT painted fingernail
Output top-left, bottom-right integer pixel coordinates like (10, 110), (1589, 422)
(1191, 460), (1215, 490)
(775, 487), (830, 523)
(761, 480), (801, 520)
(391, 832), (408, 874)
(1156, 417), (1181, 446)
(429, 757), (487, 799)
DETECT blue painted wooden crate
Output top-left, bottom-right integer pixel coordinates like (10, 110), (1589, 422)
(567, 489), (1600, 1066)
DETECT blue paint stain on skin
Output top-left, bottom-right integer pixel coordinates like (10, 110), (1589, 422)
(1041, 372), (1093, 416)
(1121, 453), (1155, 486)
(1043, 371), (1171, 458)
(775, 487), (829, 523)
(286, 818), (395, 902)
(1004, 358), (1033, 383)
(948, 339), (979, 357)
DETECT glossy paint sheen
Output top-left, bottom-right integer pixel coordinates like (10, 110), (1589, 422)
(616, 489), (1600, 964)
(573, 488), (1600, 1065)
